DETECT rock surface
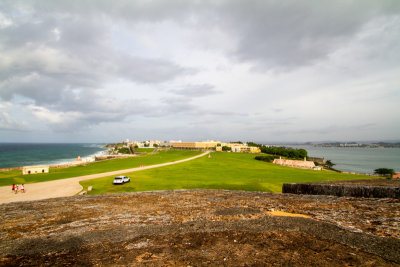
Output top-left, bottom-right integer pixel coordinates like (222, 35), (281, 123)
(1, 190), (399, 266)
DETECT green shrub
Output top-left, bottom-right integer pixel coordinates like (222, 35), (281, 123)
(118, 147), (131, 154)
(260, 146), (307, 159)
(254, 155), (276, 162)
(374, 168), (395, 178)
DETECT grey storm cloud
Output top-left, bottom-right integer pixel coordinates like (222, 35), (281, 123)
(0, 0), (399, 141)
(0, 1), (195, 108)
(213, 0), (400, 69)
(171, 84), (219, 97)
(0, 111), (28, 131)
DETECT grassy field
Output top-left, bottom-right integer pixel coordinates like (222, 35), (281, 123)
(80, 152), (373, 194)
(0, 150), (201, 186)
(134, 148), (155, 152)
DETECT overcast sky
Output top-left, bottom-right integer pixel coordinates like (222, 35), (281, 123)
(0, 0), (399, 143)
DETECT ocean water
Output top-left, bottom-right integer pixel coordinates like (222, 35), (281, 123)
(290, 145), (400, 174)
(0, 143), (107, 168)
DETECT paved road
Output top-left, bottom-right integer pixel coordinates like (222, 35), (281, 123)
(0, 151), (209, 204)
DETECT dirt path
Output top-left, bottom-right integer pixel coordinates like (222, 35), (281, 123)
(0, 151), (209, 204)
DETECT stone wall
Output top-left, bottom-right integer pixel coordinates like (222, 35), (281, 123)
(308, 157), (325, 164)
(273, 158), (315, 169)
(282, 182), (400, 199)
(0, 167), (23, 172)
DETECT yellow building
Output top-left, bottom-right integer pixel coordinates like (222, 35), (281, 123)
(225, 143), (260, 153)
(172, 141), (220, 149)
(240, 146), (261, 153)
(173, 141), (260, 153)
(228, 143), (243, 152)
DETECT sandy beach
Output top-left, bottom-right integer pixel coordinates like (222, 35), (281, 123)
(0, 151), (209, 204)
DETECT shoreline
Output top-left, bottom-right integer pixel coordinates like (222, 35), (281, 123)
(0, 147), (109, 171)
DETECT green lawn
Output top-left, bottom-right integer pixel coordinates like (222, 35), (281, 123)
(80, 152), (373, 194)
(0, 150), (201, 186)
(134, 147), (155, 152)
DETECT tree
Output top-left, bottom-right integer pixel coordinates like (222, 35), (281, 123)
(374, 168), (395, 178)
(325, 160), (335, 168)
(248, 142), (261, 147)
(222, 146), (231, 151)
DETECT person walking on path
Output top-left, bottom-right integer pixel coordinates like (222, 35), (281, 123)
(12, 184), (15, 193)
(21, 184), (25, 193)
(15, 184), (19, 194)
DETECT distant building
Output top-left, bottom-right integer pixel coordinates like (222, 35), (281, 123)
(228, 143), (242, 152)
(226, 143), (261, 153)
(273, 157), (315, 169)
(174, 141), (261, 153)
(394, 172), (400, 179)
(172, 141), (220, 149)
(22, 165), (49, 175)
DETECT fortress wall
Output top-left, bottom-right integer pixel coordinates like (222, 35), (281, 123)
(282, 183), (400, 199)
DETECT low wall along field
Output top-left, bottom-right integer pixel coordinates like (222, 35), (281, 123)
(283, 179), (400, 199)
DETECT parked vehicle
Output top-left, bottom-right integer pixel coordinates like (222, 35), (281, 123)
(122, 176), (130, 183)
(113, 175), (130, 184)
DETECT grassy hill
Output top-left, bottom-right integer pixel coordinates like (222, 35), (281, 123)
(0, 150), (201, 186)
(80, 152), (372, 194)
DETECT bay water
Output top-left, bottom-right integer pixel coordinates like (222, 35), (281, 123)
(291, 145), (400, 174)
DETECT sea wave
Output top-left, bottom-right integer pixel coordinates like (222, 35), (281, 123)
(46, 148), (109, 166)
(0, 143), (109, 168)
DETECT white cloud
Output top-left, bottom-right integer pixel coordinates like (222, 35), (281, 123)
(0, 12), (12, 29)
(0, 103), (29, 131)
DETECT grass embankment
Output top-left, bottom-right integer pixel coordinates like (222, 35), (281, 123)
(81, 152), (371, 194)
(0, 150), (201, 186)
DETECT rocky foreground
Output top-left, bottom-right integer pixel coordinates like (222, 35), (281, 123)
(1, 190), (399, 266)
